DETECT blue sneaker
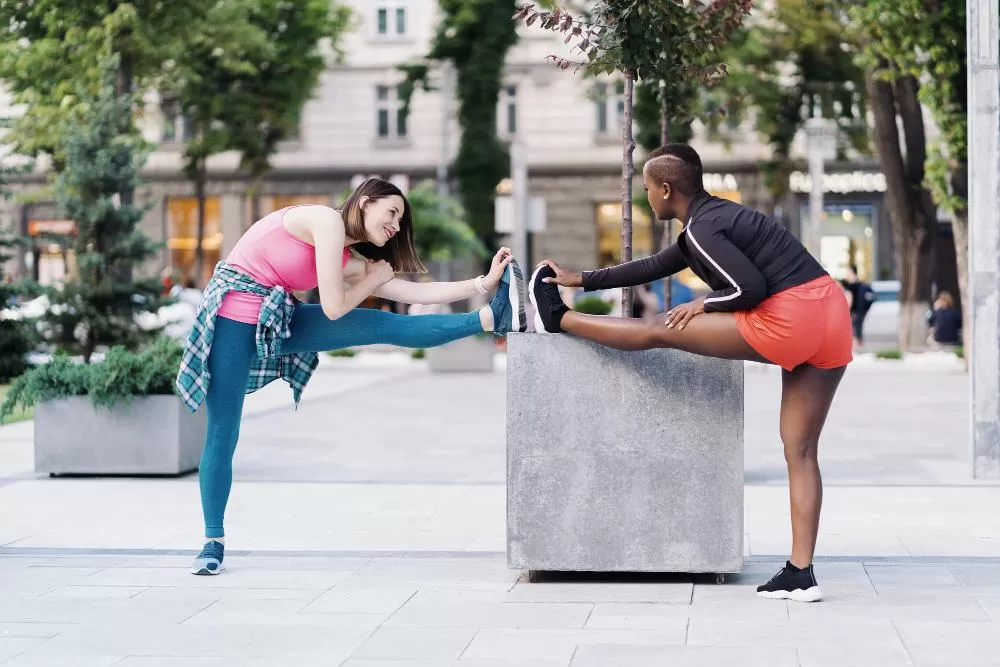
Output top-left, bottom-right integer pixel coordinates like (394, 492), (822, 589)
(488, 259), (527, 335)
(191, 540), (225, 575)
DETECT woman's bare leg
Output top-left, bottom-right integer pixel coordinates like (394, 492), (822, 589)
(778, 364), (846, 568)
(559, 309), (770, 362)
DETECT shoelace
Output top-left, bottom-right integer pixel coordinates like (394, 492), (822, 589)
(198, 541), (224, 561)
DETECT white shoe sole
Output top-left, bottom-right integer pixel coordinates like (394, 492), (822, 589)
(528, 266), (552, 333)
(508, 260), (527, 333)
(757, 586), (823, 602)
(191, 561), (225, 576)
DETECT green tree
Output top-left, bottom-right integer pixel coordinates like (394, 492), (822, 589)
(851, 0), (967, 354)
(0, 0), (208, 167)
(0, 230), (34, 382)
(227, 0), (353, 225)
(406, 180), (489, 263)
(399, 0), (521, 243)
(516, 0), (751, 314)
(706, 0), (868, 200)
(167, 1), (275, 285)
(40, 67), (166, 362)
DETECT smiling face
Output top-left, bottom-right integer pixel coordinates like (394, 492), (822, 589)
(336, 177), (425, 274)
(361, 194), (405, 247)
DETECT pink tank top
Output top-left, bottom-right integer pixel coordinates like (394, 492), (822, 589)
(217, 206), (350, 324)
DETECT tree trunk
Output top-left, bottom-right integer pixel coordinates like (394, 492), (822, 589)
(250, 185), (262, 229)
(114, 44), (134, 208)
(660, 102), (669, 146)
(659, 98), (672, 310)
(621, 71), (636, 317)
(194, 159), (207, 288)
(865, 68), (935, 351)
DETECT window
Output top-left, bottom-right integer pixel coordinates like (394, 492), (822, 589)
(375, 3), (406, 38)
(161, 106), (193, 143)
(375, 85), (407, 140)
(595, 81), (625, 135)
(167, 197), (222, 286)
(499, 85), (517, 136)
(596, 202), (652, 268)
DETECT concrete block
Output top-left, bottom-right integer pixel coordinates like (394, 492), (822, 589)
(506, 334), (744, 574)
(34, 396), (206, 476)
(426, 335), (495, 373)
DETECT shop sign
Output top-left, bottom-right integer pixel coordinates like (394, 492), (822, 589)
(789, 171), (887, 194)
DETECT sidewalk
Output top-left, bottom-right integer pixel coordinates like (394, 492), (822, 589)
(0, 356), (998, 666)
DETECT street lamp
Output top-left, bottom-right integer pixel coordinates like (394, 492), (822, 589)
(804, 116), (838, 260)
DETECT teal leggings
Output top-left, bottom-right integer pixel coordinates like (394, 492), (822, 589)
(201, 304), (483, 538)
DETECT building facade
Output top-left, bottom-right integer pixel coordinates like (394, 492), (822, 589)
(0, 0), (915, 298)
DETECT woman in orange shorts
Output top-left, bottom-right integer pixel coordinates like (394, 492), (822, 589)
(530, 144), (852, 603)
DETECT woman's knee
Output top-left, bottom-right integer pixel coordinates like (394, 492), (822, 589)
(782, 432), (819, 464)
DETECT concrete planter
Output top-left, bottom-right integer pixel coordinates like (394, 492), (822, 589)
(427, 335), (496, 373)
(34, 395), (207, 476)
(506, 333), (744, 577)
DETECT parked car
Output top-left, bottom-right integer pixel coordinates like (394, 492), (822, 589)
(862, 279), (900, 344)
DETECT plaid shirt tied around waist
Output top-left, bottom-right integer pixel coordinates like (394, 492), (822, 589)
(175, 262), (318, 412)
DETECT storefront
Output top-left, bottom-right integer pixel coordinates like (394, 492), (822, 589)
(592, 171), (748, 308)
(164, 194), (333, 286)
(21, 212), (77, 286)
(783, 169), (892, 282)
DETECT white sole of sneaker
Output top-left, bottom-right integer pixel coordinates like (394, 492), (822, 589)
(757, 586), (823, 602)
(508, 260), (526, 333)
(191, 562), (225, 576)
(527, 266), (551, 333)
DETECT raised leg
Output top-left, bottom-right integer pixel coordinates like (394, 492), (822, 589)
(559, 309), (770, 363)
(280, 304), (484, 354)
(779, 363), (846, 568)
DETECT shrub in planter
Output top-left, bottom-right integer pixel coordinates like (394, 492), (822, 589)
(572, 296), (614, 316)
(0, 336), (183, 421)
(0, 337), (203, 476)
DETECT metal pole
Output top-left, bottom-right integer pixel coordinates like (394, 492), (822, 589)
(510, 139), (528, 271)
(805, 118), (826, 259)
(437, 62), (451, 201)
(968, 0), (1000, 478)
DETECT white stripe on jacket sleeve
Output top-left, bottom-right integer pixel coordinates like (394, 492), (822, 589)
(684, 224), (742, 305)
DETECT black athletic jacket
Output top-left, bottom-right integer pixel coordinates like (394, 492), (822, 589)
(581, 191), (827, 313)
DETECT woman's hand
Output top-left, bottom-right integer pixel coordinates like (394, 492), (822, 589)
(365, 260), (396, 286)
(482, 247), (514, 291)
(664, 297), (705, 330)
(539, 260), (583, 288)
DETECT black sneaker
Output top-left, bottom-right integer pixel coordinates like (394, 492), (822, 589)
(756, 561), (823, 602)
(191, 540), (225, 575)
(528, 264), (569, 333)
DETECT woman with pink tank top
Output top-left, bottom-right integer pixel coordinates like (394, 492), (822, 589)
(177, 177), (526, 575)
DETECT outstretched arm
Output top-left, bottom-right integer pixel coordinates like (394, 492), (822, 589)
(540, 243), (688, 290)
(356, 247), (513, 305)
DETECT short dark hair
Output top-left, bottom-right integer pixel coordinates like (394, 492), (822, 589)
(336, 177), (425, 274)
(645, 144), (704, 196)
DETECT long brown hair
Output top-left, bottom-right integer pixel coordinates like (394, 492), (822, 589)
(336, 178), (425, 273)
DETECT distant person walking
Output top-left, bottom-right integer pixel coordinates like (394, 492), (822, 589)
(839, 265), (875, 348)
